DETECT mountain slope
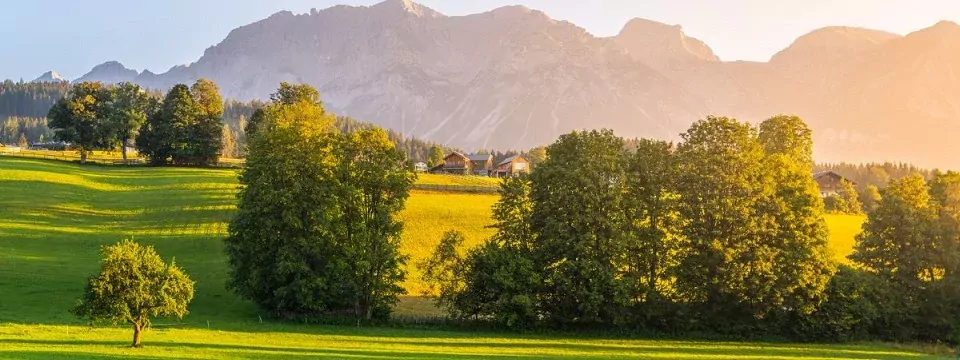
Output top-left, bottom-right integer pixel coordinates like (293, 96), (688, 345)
(31, 71), (66, 83)
(74, 1), (960, 168)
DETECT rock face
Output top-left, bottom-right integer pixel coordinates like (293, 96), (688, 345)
(75, 61), (139, 84)
(613, 18), (719, 72)
(31, 71), (66, 83)
(75, 1), (960, 168)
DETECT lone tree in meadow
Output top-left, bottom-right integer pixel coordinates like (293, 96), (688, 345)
(72, 239), (195, 348)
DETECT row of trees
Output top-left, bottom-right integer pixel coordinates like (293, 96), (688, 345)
(423, 115), (834, 330)
(136, 80), (224, 166)
(0, 78), (473, 165)
(0, 116), (51, 145)
(225, 83), (415, 320)
(421, 115), (960, 342)
(47, 80), (224, 165)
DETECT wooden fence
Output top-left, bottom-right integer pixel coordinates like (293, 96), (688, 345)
(0, 149), (243, 168)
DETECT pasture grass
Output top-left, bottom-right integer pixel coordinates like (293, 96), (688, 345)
(0, 323), (948, 359)
(414, 173), (501, 187)
(825, 214), (866, 264)
(1, 156), (926, 359)
(0, 156), (493, 324)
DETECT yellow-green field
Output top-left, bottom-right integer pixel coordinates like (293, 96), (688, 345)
(0, 323), (946, 360)
(414, 173), (502, 187)
(826, 214), (866, 264)
(0, 156), (938, 359)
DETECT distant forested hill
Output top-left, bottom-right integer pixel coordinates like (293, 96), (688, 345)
(0, 81), (69, 118)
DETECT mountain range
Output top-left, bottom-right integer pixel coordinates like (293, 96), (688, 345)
(62, 0), (960, 169)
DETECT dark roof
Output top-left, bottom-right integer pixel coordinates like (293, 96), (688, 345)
(813, 171), (842, 179)
(444, 152), (469, 160)
(467, 154), (492, 162)
(813, 171), (857, 185)
(497, 155), (522, 167)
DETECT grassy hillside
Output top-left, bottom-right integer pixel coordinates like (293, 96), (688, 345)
(415, 173), (501, 187)
(0, 323), (944, 360)
(2, 157), (933, 359)
(0, 157), (495, 324)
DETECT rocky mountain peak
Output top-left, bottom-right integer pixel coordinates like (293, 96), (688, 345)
(613, 18), (718, 71)
(31, 70), (66, 83)
(69, 6), (960, 169)
(372, 0), (443, 18)
(75, 61), (139, 84)
(905, 20), (960, 45)
(770, 26), (900, 65)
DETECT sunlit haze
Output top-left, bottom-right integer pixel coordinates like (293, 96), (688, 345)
(1, 0), (958, 80)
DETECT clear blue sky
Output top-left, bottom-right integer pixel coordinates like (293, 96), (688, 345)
(3, 0), (958, 81)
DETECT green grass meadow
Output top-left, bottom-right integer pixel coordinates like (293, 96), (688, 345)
(0, 156), (945, 359)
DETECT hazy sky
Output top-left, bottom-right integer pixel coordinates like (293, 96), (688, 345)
(2, 0), (958, 80)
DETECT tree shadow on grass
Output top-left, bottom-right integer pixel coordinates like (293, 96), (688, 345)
(0, 337), (930, 360)
(0, 339), (534, 360)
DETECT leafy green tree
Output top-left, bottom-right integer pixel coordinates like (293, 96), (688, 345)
(850, 173), (960, 341)
(271, 82), (321, 105)
(225, 87), (337, 317)
(757, 115), (834, 315)
(867, 167), (892, 188)
(674, 116), (779, 319)
(108, 82), (152, 165)
(623, 139), (678, 308)
(244, 108), (267, 139)
(17, 132), (27, 148)
(852, 174), (941, 286)
(525, 146), (547, 168)
(859, 185), (882, 214)
(473, 175), (540, 326)
(927, 171), (960, 276)
(428, 145), (445, 168)
(72, 239), (194, 347)
(529, 129), (629, 324)
(136, 80), (223, 166)
(424, 176), (541, 327)
(137, 85), (195, 165)
(221, 124), (237, 158)
(758, 115), (814, 166)
(420, 230), (468, 312)
(335, 128), (415, 319)
(187, 79), (224, 166)
(837, 179), (862, 214)
(228, 84), (414, 320)
(47, 82), (113, 164)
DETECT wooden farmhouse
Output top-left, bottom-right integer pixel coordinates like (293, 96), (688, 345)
(813, 171), (856, 197)
(434, 152), (495, 176)
(467, 154), (494, 176)
(493, 155), (530, 178)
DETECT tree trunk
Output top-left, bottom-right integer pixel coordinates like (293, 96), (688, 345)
(132, 323), (142, 348)
(80, 149), (87, 164)
(122, 139), (129, 166)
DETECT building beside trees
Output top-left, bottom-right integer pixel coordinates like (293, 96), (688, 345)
(813, 171), (856, 197)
